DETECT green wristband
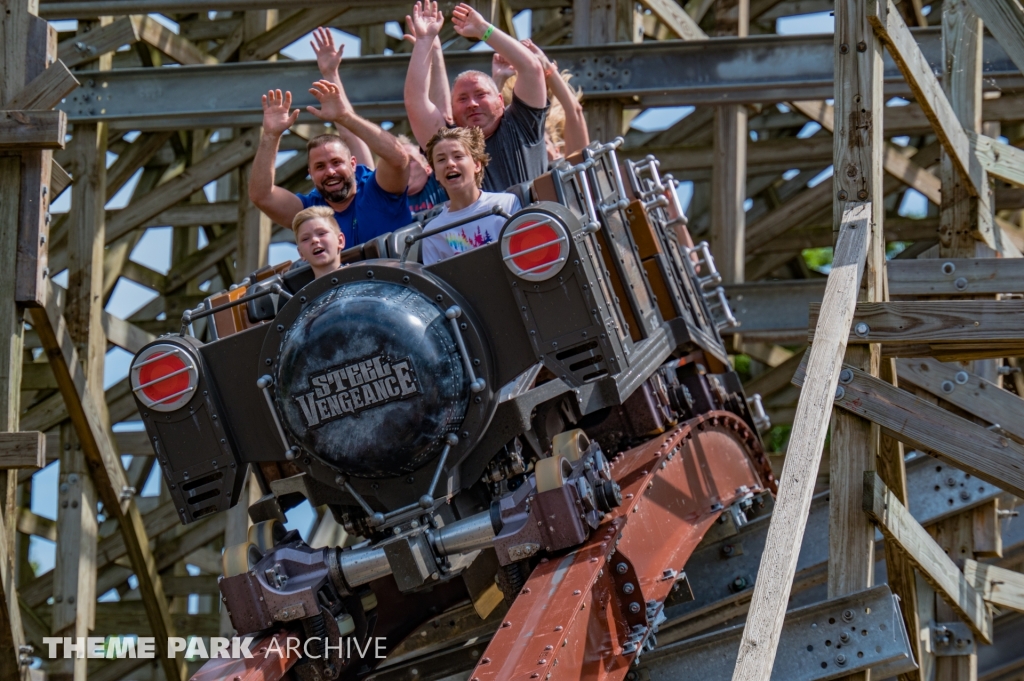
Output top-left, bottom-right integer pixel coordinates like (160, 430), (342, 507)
(481, 24), (495, 41)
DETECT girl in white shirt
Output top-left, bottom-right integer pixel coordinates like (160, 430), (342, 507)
(420, 127), (521, 265)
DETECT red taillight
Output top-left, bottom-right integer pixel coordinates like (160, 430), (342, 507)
(501, 213), (570, 281)
(131, 344), (198, 411)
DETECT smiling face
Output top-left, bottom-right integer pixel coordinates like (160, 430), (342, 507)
(295, 217), (344, 278)
(431, 138), (482, 197)
(308, 141), (357, 205)
(451, 74), (505, 137)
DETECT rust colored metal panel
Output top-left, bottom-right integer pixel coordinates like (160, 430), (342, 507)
(470, 411), (768, 681)
(189, 631), (299, 681)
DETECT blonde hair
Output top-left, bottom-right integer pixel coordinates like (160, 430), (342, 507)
(291, 205), (339, 233)
(425, 127), (491, 189)
(501, 71), (579, 155)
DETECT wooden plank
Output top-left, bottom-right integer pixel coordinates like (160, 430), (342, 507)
(17, 507), (56, 542)
(0, 0), (40, 669)
(0, 110), (66, 149)
(56, 15), (139, 68)
(830, 10), (884, 681)
(972, 500), (1002, 559)
(939, 0), (993, 264)
(808, 301), (1024, 349)
(0, 432), (44, 469)
(105, 127), (260, 244)
(866, 0), (985, 200)
(712, 102), (747, 284)
(165, 225), (237, 293)
(895, 358), (1024, 443)
(27, 281), (186, 681)
(743, 348), (806, 399)
(135, 15), (215, 65)
(238, 161), (270, 277)
(889, 258), (1024, 297)
(637, 0), (708, 40)
(809, 364), (1024, 500)
(49, 158), (70, 197)
(6, 59), (78, 111)
(16, 147), (53, 307)
(970, 131), (1024, 190)
(962, 0), (1024, 78)
(745, 178), (833, 254)
(101, 312), (155, 354)
(863, 472), (993, 644)
(963, 560), (1024, 614)
(21, 499), (182, 609)
(730, 203), (870, 681)
(240, 6), (347, 61)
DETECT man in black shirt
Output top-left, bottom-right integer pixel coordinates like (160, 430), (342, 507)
(404, 1), (549, 192)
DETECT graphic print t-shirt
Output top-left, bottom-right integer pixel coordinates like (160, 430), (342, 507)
(421, 191), (521, 265)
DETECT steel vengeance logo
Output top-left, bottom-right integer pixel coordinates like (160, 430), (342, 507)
(295, 355), (420, 427)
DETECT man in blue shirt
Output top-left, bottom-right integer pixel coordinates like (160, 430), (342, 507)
(248, 81), (412, 249)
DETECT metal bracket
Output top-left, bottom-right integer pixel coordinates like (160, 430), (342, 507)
(931, 621), (977, 656)
(746, 393), (771, 432)
(640, 585), (917, 680)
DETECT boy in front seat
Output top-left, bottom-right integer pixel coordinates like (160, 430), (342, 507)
(420, 127), (521, 266)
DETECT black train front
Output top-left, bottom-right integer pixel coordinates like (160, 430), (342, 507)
(128, 140), (774, 680)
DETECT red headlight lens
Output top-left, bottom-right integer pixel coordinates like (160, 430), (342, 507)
(131, 344), (198, 412)
(501, 213), (570, 281)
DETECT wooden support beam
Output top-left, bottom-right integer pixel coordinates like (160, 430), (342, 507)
(17, 508), (56, 542)
(0, 110), (66, 150)
(165, 225), (237, 293)
(863, 472), (993, 644)
(970, 131), (1024, 190)
(6, 60), (78, 111)
(730, 203), (870, 681)
(237, 161), (270, 278)
(804, 364), (1024, 500)
(101, 312), (155, 354)
(0, 433), (44, 470)
(239, 6), (348, 61)
(58, 15), (213, 68)
(0, 2), (51, 673)
(808, 301), (1024, 359)
(106, 127), (260, 244)
(711, 0), (747, 286)
(888, 258), (1024, 297)
(896, 358), (1024, 443)
(829, 8), (886, 681)
(963, 560), (1024, 614)
(962, 0), (1024, 78)
(940, 0), (994, 267)
(637, 0), (707, 40)
(27, 281), (185, 681)
(57, 16), (139, 68)
(866, 0), (986, 200)
(133, 15), (214, 65)
(21, 499), (183, 609)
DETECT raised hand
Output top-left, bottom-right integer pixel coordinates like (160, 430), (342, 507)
(492, 52), (515, 82)
(522, 39), (554, 73)
(311, 27), (343, 79)
(451, 2), (489, 40)
(405, 1), (444, 41)
(306, 79), (351, 123)
(261, 89), (299, 137)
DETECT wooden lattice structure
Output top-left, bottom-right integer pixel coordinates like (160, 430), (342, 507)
(1, 0), (1024, 679)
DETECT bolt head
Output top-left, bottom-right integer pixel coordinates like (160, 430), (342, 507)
(941, 380), (955, 394)
(616, 562), (628, 575)
(854, 322), (869, 336)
